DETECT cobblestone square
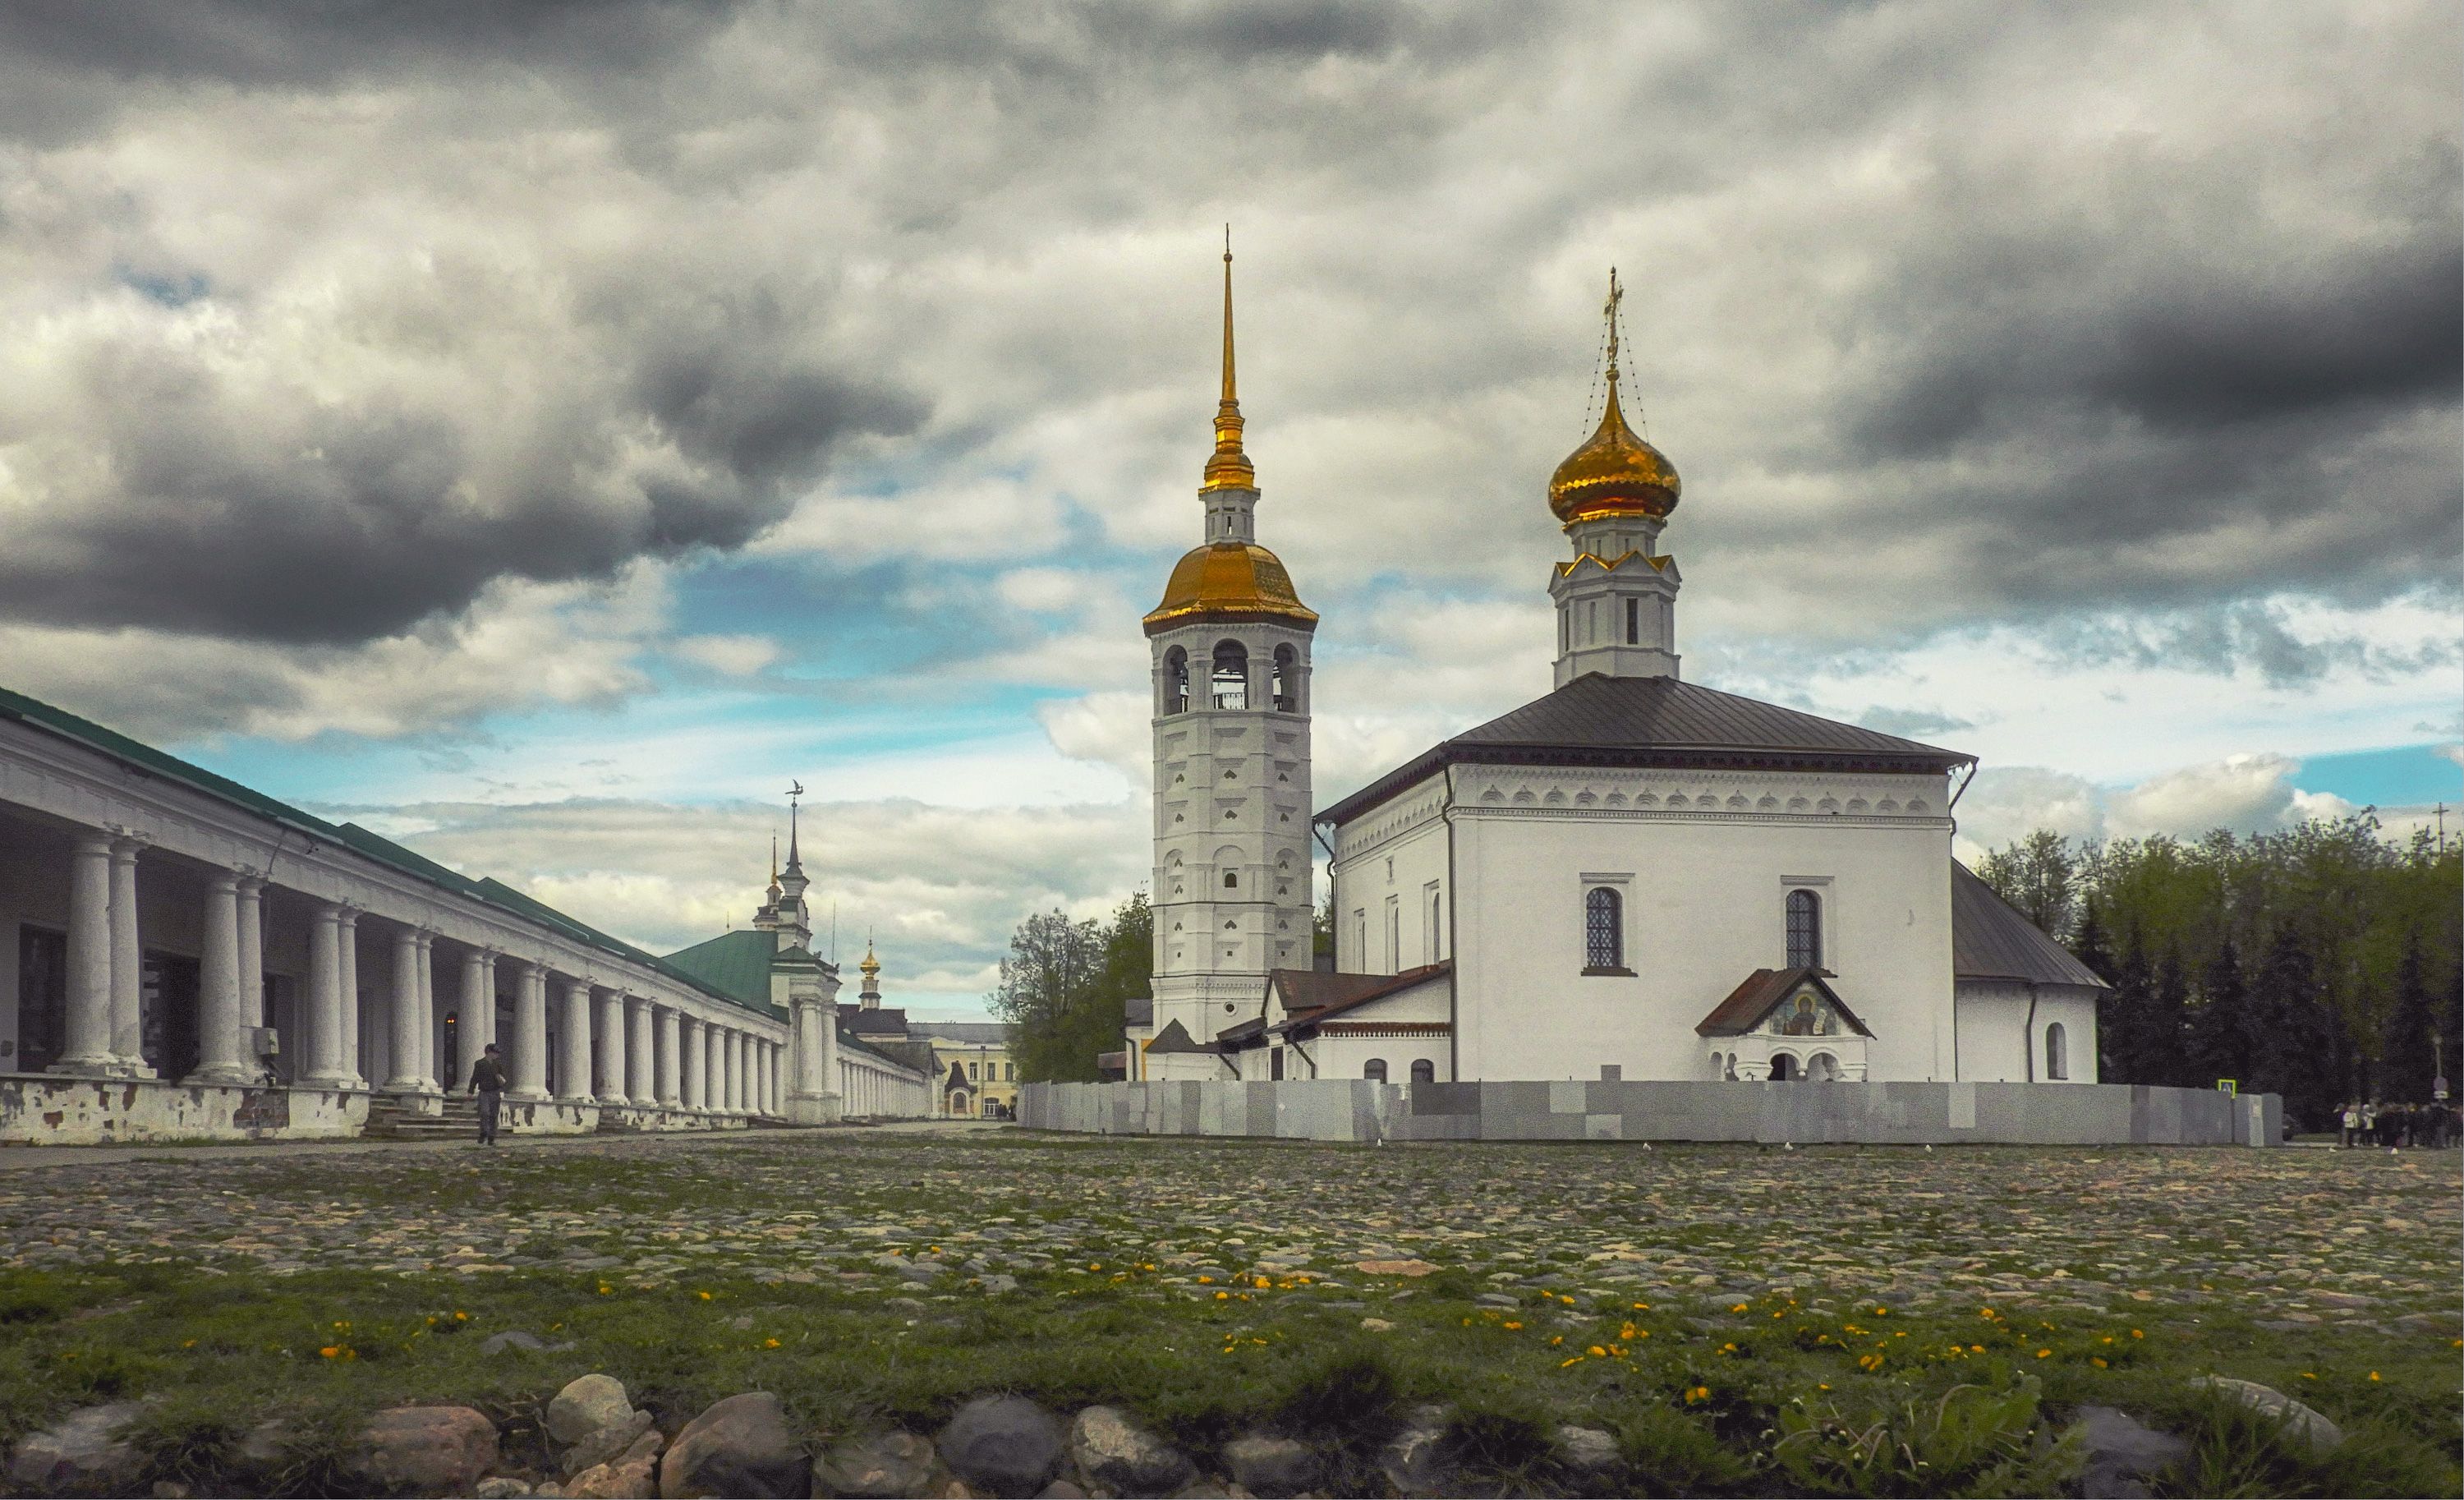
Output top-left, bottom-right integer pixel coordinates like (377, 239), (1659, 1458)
(0, 1131), (2455, 1496)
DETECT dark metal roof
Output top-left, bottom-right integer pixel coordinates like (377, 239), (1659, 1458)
(1266, 964), (1451, 1032)
(1951, 863), (2108, 989)
(1123, 994), (1154, 1028)
(1695, 967), (1873, 1038)
(1320, 673), (1972, 826)
(910, 1021), (1009, 1045)
(1144, 1019), (1207, 1054)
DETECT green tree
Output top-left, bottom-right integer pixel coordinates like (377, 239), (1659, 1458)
(2186, 937), (2250, 1088)
(2250, 920), (2337, 1128)
(2379, 930), (2437, 1102)
(2147, 946), (2190, 1088)
(1978, 830), (2080, 941)
(2098, 924), (2151, 1083)
(989, 894), (1152, 1083)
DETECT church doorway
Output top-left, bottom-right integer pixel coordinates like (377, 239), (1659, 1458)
(1768, 1053), (1795, 1082)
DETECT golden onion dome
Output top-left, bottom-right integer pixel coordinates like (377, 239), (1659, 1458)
(1548, 375), (1680, 525)
(1142, 541), (1318, 636)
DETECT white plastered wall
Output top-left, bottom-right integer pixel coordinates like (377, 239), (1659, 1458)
(1338, 763), (1960, 1083)
(1954, 981), (2101, 1083)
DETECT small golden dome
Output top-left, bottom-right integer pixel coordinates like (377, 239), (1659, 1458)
(1548, 378), (1679, 525)
(1142, 541), (1319, 636)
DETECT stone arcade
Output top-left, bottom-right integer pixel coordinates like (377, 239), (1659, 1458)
(0, 689), (933, 1144)
(1125, 267), (2108, 1089)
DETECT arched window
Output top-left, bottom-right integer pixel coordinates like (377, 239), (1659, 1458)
(1211, 640), (1248, 710)
(1769, 1052), (1795, 1081)
(1584, 886), (1623, 971)
(1363, 1058), (1387, 1082)
(1162, 646), (1189, 715)
(1222, 871), (1238, 889)
(1410, 1059), (1435, 1084)
(1786, 889), (1822, 969)
(1271, 644), (1299, 712)
(2045, 1022), (2068, 1080)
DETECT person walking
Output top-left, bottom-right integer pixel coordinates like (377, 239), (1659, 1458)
(2338, 1101), (2360, 1148)
(467, 1042), (509, 1146)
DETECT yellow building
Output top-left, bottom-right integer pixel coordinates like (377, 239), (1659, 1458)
(915, 1023), (1018, 1119)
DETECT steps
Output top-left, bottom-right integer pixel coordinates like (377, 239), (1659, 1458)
(363, 1093), (485, 1142)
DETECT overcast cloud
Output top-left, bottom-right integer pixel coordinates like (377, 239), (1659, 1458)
(0, 2), (2454, 1005)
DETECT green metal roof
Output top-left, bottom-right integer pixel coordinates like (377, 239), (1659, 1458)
(0, 681), (779, 1023)
(664, 930), (779, 1010)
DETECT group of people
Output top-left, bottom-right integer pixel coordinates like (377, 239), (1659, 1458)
(2337, 1098), (2458, 1148)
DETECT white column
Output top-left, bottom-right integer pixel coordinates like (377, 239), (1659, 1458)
(511, 961), (549, 1101)
(458, 948), (494, 1092)
(711, 1028), (730, 1113)
(386, 926), (424, 1093)
(627, 996), (655, 1106)
(765, 1040), (780, 1114)
(595, 988), (626, 1104)
(751, 1039), (768, 1115)
(722, 1029), (742, 1114)
(656, 1007), (682, 1108)
(192, 872), (253, 1084)
(415, 932), (438, 1089)
(682, 1017), (705, 1110)
(236, 879), (266, 1033)
(53, 835), (117, 1073)
(107, 837), (152, 1076)
(338, 910), (363, 1086)
(303, 904), (351, 1088)
(558, 977), (594, 1102)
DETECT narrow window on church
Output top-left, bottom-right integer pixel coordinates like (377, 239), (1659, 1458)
(1625, 596), (1639, 644)
(1786, 889), (1822, 969)
(1411, 1058), (1435, 1084)
(2045, 1022), (2068, 1080)
(1363, 1058), (1387, 1082)
(1211, 640), (1248, 710)
(1272, 644), (1299, 712)
(1423, 883), (1441, 964)
(1163, 646), (1189, 715)
(1584, 886), (1624, 972)
(1223, 872), (1237, 889)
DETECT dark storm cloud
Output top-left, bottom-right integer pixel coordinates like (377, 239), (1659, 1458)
(0, 283), (922, 644)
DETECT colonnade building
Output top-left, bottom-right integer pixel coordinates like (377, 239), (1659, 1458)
(0, 684), (934, 1144)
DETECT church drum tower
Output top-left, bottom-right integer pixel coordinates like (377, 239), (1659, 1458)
(1140, 245), (1317, 1078)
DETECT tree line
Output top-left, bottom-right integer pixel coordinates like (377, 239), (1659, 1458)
(986, 892), (1152, 1084)
(1975, 814), (2462, 1129)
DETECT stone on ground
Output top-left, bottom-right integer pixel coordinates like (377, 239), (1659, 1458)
(549, 1374), (637, 1447)
(2072, 1406), (2190, 1498)
(1066, 1406), (1191, 1494)
(816, 1429), (942, 1498)
(2190, 1378), (2345, 1457)
(563, 1412), (660, 1478)
(1555, 1425), (1620, 1476)
(1378, 1408), (1451, 1498)
(347, 1406), (501, 1498)
(659, 1392), (809, 1499)
(1221, 1435), (1316, 1498)
(568, 1455), (660, 1499)
(4, 1401), (150, 1495)
(937, 1396), (1064, 1498)
(476, 1481), (536, 1498)
(1034, 1482), (1086, 1499)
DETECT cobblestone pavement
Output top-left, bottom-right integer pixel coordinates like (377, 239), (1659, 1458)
(1, 1132), (2453, 1337)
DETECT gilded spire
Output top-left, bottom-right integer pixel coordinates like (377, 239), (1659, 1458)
(1201, 228), (1256, 492)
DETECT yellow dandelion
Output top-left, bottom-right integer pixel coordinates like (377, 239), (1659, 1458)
(697, 1291), (713, 1301)
(764, 1337), (780, 1349)
(2301, 1372), (2317, 1380)
(1684, 1385), (1710, 1404)
(1504, 1321), (1523, 1330)
(1559, 1295), (1575, 1305)
(1561, 1356), (1583, 1368)
(1198, 1276), (1213, 1284)
(1214, 1291), (1229, 1300)
(453, 1311), (469, 1322)
(2130, 1329), (2143, 1339)
(1589, 1345), (1607, 1357)
(598, 1283), (613, 1295)
(1255, 1277), (1271, 1290)
(2092, 1357), (2108, 1368)
(1730, 1302), (1748, 1314)
(2034, 1348), (2051, 1360)
(319, 1346), (341, 1359)
(2368, 1371), (2380, 1382)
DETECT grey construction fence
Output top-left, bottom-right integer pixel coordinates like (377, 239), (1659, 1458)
(1018, 1079), (2280, 1147)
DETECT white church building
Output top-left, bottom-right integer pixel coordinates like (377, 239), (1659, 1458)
(1125, 267), (2104, 1088)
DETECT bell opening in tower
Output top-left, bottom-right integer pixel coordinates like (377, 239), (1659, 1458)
(1211, 640), (1248, 710)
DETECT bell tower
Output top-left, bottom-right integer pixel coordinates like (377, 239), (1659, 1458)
(1547, 269), (1684, 686)
(1141, 238), (1318, 1078)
